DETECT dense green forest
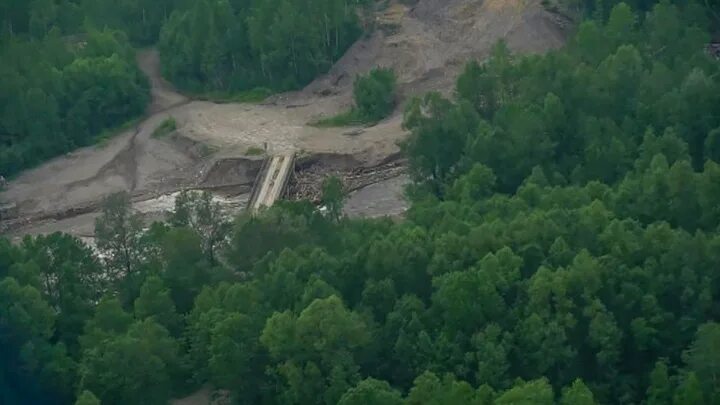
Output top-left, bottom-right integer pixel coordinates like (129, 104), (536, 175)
(158, 0), (368, 93)
(551, 0), (720, 20)
(3, 0), (720, 404)
(0, 1), (152, 176)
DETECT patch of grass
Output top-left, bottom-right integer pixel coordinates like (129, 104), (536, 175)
(94, 117), (143, 148)
(245, 146), (265, 156)
(192, 87), (273, 104)
(151, 117), (177, 139)
(309, 110), (367, 128)
(198, 144), (218, 157)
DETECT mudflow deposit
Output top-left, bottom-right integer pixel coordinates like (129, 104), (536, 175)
(0, 0), (566, 241)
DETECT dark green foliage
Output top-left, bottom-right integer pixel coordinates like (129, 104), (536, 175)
(495, 378), (554, 405)
(682, 322), (720, 403)
(409, 0), (719, 198)
(321, 176), (345, 221)
(160, 227), (211, 313)
(560, 379), (598, 405)
(158, 0), (363, 94)
(0, 28), (149, 176)
(261, 295), (370, 404)
(0, 0), (179, 43)
(168, 190), (231, 266)
(338, 378), (403, 405)
(313, 67), (397, 127)
(673, 373), (705, 405)
(0, 276), (76, 403)
(647, 360), (673, 405)
(82, 0), (181, 45)
(151, 117), (177, 138)
(74, 390), (101, 405)
(134, 276), (181, 334)
(549, 0), (718, 23)
(353, 67), (397, 121)
(79, 318), (180, 405)
(401, 92), (479, 195)
(405, 372), (491, 404)
(94, 192), (148, 296)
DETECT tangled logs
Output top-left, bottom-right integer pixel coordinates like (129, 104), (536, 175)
(287, 160), (406, 203)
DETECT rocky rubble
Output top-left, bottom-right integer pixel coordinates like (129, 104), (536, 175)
(288, 160), (407, 203)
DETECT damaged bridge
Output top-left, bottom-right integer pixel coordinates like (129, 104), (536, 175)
(247, 152), (295, 212)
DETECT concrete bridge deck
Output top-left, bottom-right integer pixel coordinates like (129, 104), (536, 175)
(247, 153), (295, 212)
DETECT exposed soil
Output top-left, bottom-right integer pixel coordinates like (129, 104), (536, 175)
(1, 0), (566, 240)
(344, 174), (410, 218)
(138, 48), (189, 113)
(199, 157), (264, 188)
(288, 155), (407, 203)
(297, 0), (565, 99)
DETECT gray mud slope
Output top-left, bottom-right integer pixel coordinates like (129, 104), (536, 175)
(298, 0), (565, 100)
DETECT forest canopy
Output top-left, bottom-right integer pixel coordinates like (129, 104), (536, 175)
(2, 0), (720, 405)
(158, 0), (368, 93)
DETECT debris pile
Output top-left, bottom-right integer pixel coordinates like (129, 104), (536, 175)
(288, 160), (406, 203)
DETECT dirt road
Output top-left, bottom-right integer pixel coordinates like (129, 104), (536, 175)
(1, 0), (565, 239)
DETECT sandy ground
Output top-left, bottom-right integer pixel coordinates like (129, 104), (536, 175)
(344, 174), (410, 218)
(1, 0), (565, 240)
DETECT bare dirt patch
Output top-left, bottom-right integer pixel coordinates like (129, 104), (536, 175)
(199, 157), (264, 189)
(138, 49), (189, 113)
(344, 174), (410, 218)
(299, 0), (565, 100)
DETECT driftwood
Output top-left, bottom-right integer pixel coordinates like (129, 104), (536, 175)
(288, 160), (406, 203)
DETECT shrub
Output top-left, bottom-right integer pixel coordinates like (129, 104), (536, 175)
(309, 68), (397, 127)
(353, 68), (397, 121)
(310, 110), (364, 128)
(151, 117), (177, 138)
(245, 146), (265, 156)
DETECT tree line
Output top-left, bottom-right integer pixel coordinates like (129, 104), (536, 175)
(158, 0), (370, 94)
(0, 0), (153, 177)
(551, 0), (720, 21)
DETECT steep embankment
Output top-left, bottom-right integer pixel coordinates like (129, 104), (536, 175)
(302, 0), (565, 98)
